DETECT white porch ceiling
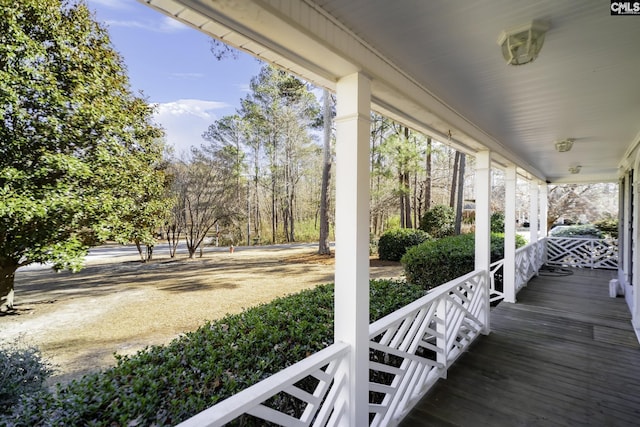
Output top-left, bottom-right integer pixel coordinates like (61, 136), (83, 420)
(142, 0), (640, 184)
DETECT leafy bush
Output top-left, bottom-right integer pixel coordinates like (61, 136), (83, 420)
(2, 280), (424, 427)
(419, 205), (454, 238)
(0, 338), (54, 414)
(491, 212), (505, 233)
(594, 218), (618, 238)
(549, 224), (604, 239)
(401, 233), (525, 290)
(378, 228), (430, 261)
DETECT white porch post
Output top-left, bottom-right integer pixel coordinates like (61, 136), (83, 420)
(475, 150), (491, 334)
(539, 183), (548, 238)
(334, 72), (371, 426)
(632, 169), (640, 331)
(529, 181), (539, 244)
(503, 165), (517, 303)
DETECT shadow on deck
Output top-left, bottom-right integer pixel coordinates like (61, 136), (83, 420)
(401, 268), (640, 426)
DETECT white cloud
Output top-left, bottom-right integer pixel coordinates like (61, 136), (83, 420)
(89, 0), (131, 10)
(170, 72), (206, 80)
(105, 16), (189, 33)
(236, 83), (251, 93)
(153, 99), (229, 156)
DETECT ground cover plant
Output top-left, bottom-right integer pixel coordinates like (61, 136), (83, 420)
(1, 279), (424, 427)
(0, 338), (53, 414)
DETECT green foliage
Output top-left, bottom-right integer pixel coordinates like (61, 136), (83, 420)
(491, 212), (505, 233)
(0, 0), (167, 305)
(290, 219), (334, 243)
(549, 224), (604, 239)
(3, 280), (424, 426)
(593, 218), (618, 238)
(0, 338), (53, 413)
(401, 233), (526, 290)
(378, 228), (430, 261)
(419, 205), (455, 238)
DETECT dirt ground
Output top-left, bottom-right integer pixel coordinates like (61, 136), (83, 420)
(0, 245), (403, 386)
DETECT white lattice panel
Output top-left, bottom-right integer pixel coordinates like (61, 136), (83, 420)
(489, 241), (544, 303)
(546, 237), (618, 270)
(368, 271), (487, 426)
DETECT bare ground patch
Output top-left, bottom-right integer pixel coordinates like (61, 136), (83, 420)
(1, 246), (403, 385)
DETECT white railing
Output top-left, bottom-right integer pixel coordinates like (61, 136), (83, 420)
(176, 271), (489, 426)
(368, 270), (488, 426)
(176, 342), (350, 427)
(546, 237), (618, 269)
(489, 240), (544, 302)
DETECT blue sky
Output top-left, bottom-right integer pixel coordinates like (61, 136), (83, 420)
(85, 0), (265, 156)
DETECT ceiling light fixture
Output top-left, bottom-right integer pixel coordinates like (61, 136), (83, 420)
(555, 138), (575, 152)
(568, 165), (582, 174)
(497, 20), (549, 66)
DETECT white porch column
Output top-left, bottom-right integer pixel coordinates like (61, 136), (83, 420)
(334, 72), (371, 426)
(539, 183), (548, 238)
(475, 150), (491, 334)
(632, 169), (640, 331)
(529, 181), (539, 244)
(503, 165), (517, 303)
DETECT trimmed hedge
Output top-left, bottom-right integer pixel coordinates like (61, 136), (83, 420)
(2, 280), (425, 427)
(550, 224), (604, 239)
(491, 212), (505, 233)
(594, 218), (618, 238)
(401, 233), (526, 290)
(419, 205), (454, 238)
(378, 228), (430, 261)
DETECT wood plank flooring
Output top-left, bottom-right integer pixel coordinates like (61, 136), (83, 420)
(400, 268), (640, 426)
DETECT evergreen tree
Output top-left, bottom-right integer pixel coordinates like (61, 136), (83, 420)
(0, 0), (166, 309)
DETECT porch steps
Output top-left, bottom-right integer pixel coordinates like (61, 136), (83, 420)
(401, 268), (640, 426)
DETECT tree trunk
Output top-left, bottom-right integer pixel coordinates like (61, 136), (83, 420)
(424, 137), (432, 213)
(399, 171), (406, 228)
(165, 223), (180, 258)
(319, 89), (332, 255)
(454, 153), (466, 234)
(412, 170), (418, 229)
(134, 239), (149, 262)
(404, 172), (412, 228)
(450, 151), (460, 208)
(1, 262), (19, 311)
(403, 127), (412, 228)
(271, 176), (277, 243)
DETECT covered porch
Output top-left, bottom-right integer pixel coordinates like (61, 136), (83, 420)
(402, 267), (640, 426)
(139, 1), (640, 425)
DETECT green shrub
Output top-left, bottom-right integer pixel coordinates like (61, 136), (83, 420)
(0, 338), (54, 414)
(550, 224), (604, 239)
(401, 233), (526, 290)
(594, 218), (618, 238)
(419, 205), (454, 238)
(3, 280), (424, 427)
(378, 228), (430, 261)
(491, 212), (505, 233)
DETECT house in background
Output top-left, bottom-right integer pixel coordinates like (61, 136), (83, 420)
(140, 1), (640, 425)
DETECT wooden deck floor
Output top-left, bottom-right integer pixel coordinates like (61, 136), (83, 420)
(401, 268), (640, 426)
